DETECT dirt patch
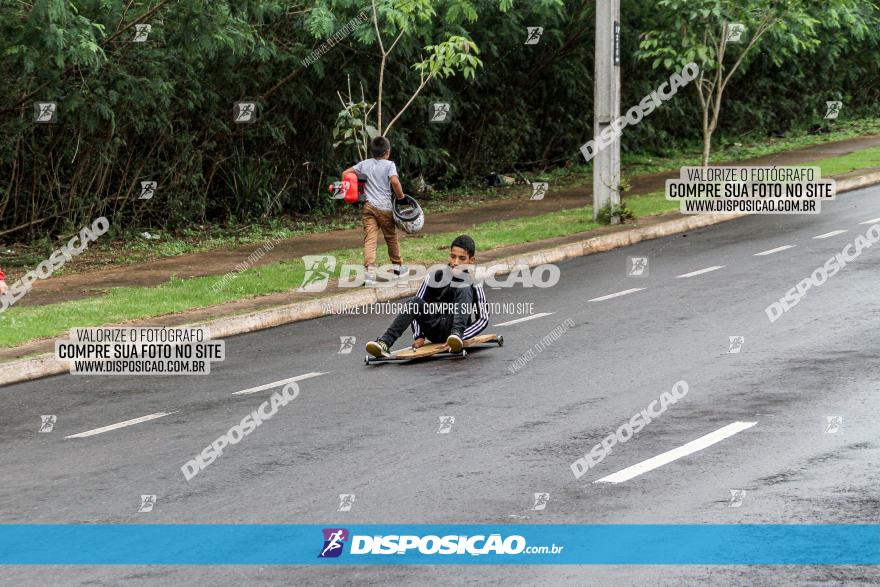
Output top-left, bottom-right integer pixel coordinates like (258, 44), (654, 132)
(9, 134), (880, 307)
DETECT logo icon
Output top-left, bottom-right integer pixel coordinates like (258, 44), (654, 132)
(34, 102), (57, 123)
(298, 255), (337, 292)
(532, 492), (550, 510)
(234, 102), (257, 123)
(133, 24), (151, 42)
(318, 528), (349, 558)
(728, 336), (744, 354)
(825, 415), (842, 434)
(437, 416), (455, 434)
(139, 181), (157, 200)
(530, 182), (548, 201)
(338, 336), (356, 354)
(429, 102), (451, 123)
(525, 27), (544, 45)
(728, 489), (746, 508)
(627, 256), (649, 277)
(726, 23), (745, 43)
(39, 415), (57, 433)
(824, 101), (843, 120)
(337, 494), (355, 512)
(138, 494), (157, 513)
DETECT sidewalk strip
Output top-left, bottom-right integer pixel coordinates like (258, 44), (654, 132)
(675, 266), (725, 279)
(593, 421), (758, 484)
(754, 245), (795, 256)
(495, 313), (554, 327)
(66, 412), (177, 439)
(813, 230), (848, 239)
(859, 217), (880, 225)
(588, 288), (645, 302)
(232, 372), (327, 396)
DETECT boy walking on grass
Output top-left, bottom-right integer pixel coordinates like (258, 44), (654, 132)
(340, 136), (407, 286)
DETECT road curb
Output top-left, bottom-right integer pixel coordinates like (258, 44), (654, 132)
(3, 170), (879, 386)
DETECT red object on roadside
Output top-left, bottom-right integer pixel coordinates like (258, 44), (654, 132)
(0, 267), (4, 281)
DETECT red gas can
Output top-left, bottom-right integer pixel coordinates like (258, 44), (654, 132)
(329, 172), (365, 204)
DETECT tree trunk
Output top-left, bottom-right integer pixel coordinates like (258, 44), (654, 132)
(702, 129), (712, 167)
(377, 53), (386, 133)
(700, 103), (712, 167)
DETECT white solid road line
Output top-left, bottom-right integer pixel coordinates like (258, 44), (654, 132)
(232, 372), (327, 396)
(813, 230), (848, 239)
(588, 288), (645, 302)
(860, 217), (880, 225)
(495, 313), (555, 327)
(675, 265), (724, 279)
(66, 412), (178, 439)
(754, 244), (796, 256)
(594, 421), (758, 484)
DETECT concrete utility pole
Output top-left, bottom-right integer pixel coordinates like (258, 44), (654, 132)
(593, 0), (621, 221)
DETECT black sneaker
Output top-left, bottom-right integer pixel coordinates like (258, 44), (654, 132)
(366, 339), (390, 358)
(446, 333), (463, 353)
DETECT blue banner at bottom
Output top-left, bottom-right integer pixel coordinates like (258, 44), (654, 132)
(0, 525), (877, 564)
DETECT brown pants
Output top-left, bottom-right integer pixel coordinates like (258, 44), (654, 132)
(362, 202), (402, 268)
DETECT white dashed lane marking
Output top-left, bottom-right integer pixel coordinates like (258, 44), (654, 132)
(588, 288), (645, 302)
(859, 217), (880, 225)
(675, 266), (724, 279)
(594, 421), (758, 484)
(813, 230), (848, 239)
(495, 313), (554, 326)
(66, 412), (178, 439)
(63, 373), (326, 438)
(232, 372), (327, 396)
(754, 245), (795, 256)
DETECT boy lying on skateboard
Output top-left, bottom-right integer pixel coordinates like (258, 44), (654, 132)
(365, 234), (490, 358)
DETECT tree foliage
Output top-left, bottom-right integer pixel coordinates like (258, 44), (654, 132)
(635, 0), (877, 164)
(1, 0), (878, 241)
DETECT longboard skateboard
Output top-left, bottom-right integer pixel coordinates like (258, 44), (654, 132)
(364, 333), (503, 365)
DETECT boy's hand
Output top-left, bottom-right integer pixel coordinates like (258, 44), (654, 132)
(390, 176), (405, 200)
(412, 338), (426, 349)
(0, 280), (7, 295)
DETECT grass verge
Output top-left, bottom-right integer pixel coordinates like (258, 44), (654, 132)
(2, 135), (878, 349)
(0, 192), (676, 348)
(803, 145), (880, 176)
(3, 117), (879, 276)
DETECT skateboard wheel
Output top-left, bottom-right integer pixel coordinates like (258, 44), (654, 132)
(461, 349), (468, 358)
(497, 335), (504, 347)
(364, 355), (370, 365)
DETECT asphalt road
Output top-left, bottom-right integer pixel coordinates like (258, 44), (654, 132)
(2, 187), (880, 585)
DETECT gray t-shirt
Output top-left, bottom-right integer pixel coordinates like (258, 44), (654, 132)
(353, 158), (398, 211)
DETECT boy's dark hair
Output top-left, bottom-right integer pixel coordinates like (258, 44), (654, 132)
(451, 235), (476, 257)
(369, 136), (391, 158)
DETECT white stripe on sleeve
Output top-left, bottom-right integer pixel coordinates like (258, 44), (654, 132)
(463, 283), (489, 339)
(411, 275), (430, 339)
